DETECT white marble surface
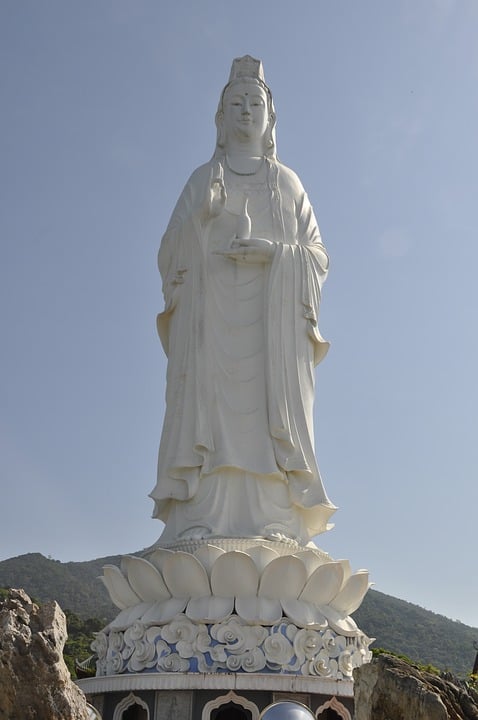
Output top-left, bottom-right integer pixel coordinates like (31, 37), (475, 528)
(91, 614), (372, 678)
(100, 544), (370, 633)
(150, 56), (335, 545)
(97, 543), (372, 680)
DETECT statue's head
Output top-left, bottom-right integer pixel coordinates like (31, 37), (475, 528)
(214, 55), (277, 159)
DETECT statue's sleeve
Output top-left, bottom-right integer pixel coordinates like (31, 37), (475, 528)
(265, 170), (330, 496)
(272, 167), (329, 365)
(158, 183), (193, 313)
(295, 187), (330, 364)
(156, 166), (206, 355)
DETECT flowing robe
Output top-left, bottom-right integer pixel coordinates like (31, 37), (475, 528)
(151, 158), (336, 544)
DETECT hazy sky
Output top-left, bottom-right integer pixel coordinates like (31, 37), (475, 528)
(1, 1), (477, 629)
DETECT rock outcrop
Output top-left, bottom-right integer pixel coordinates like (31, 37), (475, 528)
(354, 652), (478, 720)
(0, 588), (89, 720)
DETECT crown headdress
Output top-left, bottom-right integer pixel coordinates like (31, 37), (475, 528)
(228, 55), (265, 83)
(221, 55), (270, 104)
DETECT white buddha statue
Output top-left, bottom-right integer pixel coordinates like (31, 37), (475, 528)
(150, 56), (336, 546)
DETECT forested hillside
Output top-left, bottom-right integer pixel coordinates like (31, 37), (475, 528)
(1, 552), (476, 677)
(0, 552), (119, 621)
(354, 589), (476, 676)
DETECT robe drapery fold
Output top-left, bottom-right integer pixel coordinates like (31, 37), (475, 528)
(152, 159), (336, 542)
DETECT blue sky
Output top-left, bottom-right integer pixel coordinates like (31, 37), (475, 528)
(1, 1), (477, 629)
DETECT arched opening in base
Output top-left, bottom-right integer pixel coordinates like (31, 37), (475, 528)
(316, 696), (352, 720)
(122, 704), (148, 720)
(113, 692), (150, 720)
(212, 702), (252, 720)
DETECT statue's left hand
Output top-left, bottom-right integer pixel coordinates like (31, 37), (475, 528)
(220, 238), (276, 263)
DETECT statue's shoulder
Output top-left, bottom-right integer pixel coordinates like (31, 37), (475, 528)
(275, 162), (306, 194)
(186, 162), (214, 187)
(175, 162), (213, 205)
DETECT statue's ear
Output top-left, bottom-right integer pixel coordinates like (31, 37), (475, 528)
(264, 111), (277, 155)
(215, 110), (226, 148)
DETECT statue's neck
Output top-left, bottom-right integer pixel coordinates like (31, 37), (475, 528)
(226, 132), (264, 156)
(225, 153), (264, 176)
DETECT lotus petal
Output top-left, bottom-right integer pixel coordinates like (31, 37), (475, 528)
(258, 556), (307, 600)
(121, 556), (171, 602)
(329, 570), (371, 616)
(246, 545), (280, 574)
(281, 598), (328, 628)
(108, 602), (154, 630)
(101, 565), (141, 609)
(320, 604), (360, 637)
(147, 548), (175, 573)
(293, 550), (328, 578)
(163, 551), (210, 597)
(193, 544), (225, 575)
(140, 597), (188, 625)
(236, 595), (282, 624)
(299, 561), (344, 605)
(186, 595), (234, 622)
(210, 552), (259, 596)
(337, 558), (352, 584)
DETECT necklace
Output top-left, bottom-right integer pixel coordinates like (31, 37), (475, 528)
(225, 154), (264, 176)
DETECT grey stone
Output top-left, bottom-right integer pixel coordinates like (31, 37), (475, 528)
(0, 588), (89, 720)
(354, 653), (478, 720)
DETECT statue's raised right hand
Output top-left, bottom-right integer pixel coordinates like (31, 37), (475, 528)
(201, 162), (227, 223)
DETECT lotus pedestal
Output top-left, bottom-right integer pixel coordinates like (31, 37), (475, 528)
(77, 539), (371, 720)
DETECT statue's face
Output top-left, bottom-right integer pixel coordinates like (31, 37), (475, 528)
(222, 80), (269, 145)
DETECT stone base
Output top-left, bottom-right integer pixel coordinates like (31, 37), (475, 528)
(78, 673), (355, 720)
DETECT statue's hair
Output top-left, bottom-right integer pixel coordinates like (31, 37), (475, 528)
(213, 77), (277, 161)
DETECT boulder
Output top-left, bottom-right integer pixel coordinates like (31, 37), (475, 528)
(0, 588), (89, 720)
(354, 652), (478, 720)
